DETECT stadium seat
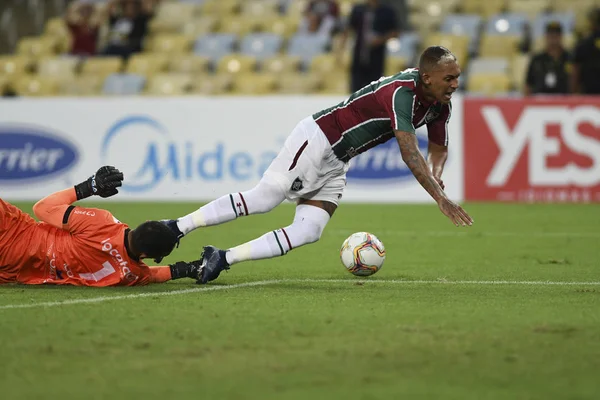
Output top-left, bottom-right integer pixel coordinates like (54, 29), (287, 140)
(44, 17), (69, 37)
(16, 36), (58, 57)
(240, 33), (283, 60)
(510, 54), (530, 92)
(285, 0), (310, 17)
(531, 13), (576, 38)
(125, 54), (168, 76)
(218, 17), (261, 37)
(310, 54), (345, 76)
(277, 73), (322, 94)
(216, 54), (258, 75)
(145, 34), (193, 54)
(467, 73), (511, 95)
(478, 34), (520, 58)
(462, 0), (507, 18)
(261, 16), (301, 39)
(507, 0), (551, 19)
(200, 0), (241, 16)
(37, 56), (79, 78)
(145, 73), (193, 95)
(192, 73), (233, 95)
(232, 73), (277, 95)
(240, 1), (279, 17)
(59, 76), (104, 96)
(485, 13), (528, 35)
(320, 73), (350, 94)
(193, 34), (237, 62)
(261, 55), (302, 74)
(81, 57), (123, 78)
(469, 57), (510, 74)
(0, 56), (34, 76)
(385, 57), (407, 76)
(150, 2), (198, 33)
(181, 16), (220, 37)
(287, 34), (330, 67)
(167, 55), (210, 74)
(14, 76), (60, 96)
(423, 33), (469, 64)
(552, 0), (596, 14)
(386, 32), (420, 62)
(440, 14), (483, 53)
(102, 73), (146, 95)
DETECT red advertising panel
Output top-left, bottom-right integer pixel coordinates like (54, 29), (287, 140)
(464, 97), (600, 202)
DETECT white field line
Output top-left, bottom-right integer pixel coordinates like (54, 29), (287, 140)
(1, 278), (600, 310)
(326, 229), (600, 238)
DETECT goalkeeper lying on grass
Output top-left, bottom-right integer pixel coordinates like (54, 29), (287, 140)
(0, 166), (203, 286)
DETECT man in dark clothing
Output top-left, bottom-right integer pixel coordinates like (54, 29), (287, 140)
(572, 8), (600, 94)
(101, 0), (154, 60)
(524, 21), (571, 95)
(339, 0), (399, 92)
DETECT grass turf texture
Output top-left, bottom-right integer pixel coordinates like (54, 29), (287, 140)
(1, 202), (599, 400)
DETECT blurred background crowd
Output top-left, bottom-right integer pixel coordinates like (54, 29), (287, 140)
(0, 0), (598, 97)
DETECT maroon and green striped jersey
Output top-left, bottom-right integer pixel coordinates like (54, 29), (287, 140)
(312, 68), (452, 162)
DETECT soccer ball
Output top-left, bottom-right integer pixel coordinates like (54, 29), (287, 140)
(340, 232), (386, 277)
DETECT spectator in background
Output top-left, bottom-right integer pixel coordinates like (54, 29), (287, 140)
(298, 0), (340, 37)
(101, 0), (156, 60)
(65, 1), (100, 56)
(571, 8), (600, 94)
(524, 22), (571, 95)
(338, 0), (399, 92)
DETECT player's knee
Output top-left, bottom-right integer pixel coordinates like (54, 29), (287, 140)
(242, 180), (285, 214)
(299, 219), (324, 244)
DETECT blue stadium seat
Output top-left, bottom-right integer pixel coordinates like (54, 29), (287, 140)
(468, 57), (510, 74)
(287, 34), (330, 67)
(193, 34), (237, 62)
(102, 73), (146, 95)
(240, 33), (283, 60)
(386, 32), (420, 61)
(440, 14), (482, 37)
(532, 12), (575, 38)
(485, 13), (529, 35)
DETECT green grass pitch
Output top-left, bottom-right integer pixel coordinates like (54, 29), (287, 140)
(1, 201), (599, 400)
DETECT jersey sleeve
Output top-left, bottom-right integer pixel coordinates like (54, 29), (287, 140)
(63, 206), (118, 238)
(390, 87), (416, 133)
(426, 102), (451, 146)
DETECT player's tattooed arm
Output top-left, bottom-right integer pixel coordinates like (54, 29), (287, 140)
(395, 130), (446, 202)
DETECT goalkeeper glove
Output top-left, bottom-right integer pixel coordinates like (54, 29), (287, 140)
(74, 166), (124, 200)
(169, 260), (202, 281)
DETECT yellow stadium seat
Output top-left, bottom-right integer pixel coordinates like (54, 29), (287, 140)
(240, 1), (279, 17)
(126, 54), (168, 76)
(0, 56), (34, 76)
(552, 0), (596, 13)
(200, 0), (241, 16)
(192, 74), (233, 95)
(507, 0), (550, 19)
(146, 73), (193, 95)
(45, 17), (70, 38)
(37, 57), (79, 78)
(385, 57), (407, 76)
(181, 16), (220, 37)
(145, 34), (193, 54)
(218, 17), (261, 36)
(320, 73), (350, 95)
(167, 55), (210, 74)
(232, 73), (277, 95)
(461, 0), (507, 17)
(216, 54), (257, 75)
(310, 54), (343, 76)
(468, 73), (512, 95)
(14, 76), (60, 96)
(424, 33), (469, 62)
(277, 73), (322, 94)
(150, 3), (199, 34)
(58, 76), (103, 96)
(262, 16), (300, 39)
(17, 36), (58, 57)
(510, 54), (530, 92)
(81, 57), (123, 77)
(479, 35), (520, 58)
(262, 55), (302, 74)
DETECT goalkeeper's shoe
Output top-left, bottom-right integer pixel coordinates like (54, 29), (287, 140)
(153, 219), (184, 263)
(197, 245), (230, 284)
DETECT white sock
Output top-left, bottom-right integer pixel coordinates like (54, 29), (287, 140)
(225, 204), (330, 265)
(176, 180), (286, 235)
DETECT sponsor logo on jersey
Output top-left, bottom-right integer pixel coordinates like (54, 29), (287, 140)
(346, 131), (429, 182)
(0, 125), (79, 182)
(101, 116), (278, 192)
(101, 238), (138, 283)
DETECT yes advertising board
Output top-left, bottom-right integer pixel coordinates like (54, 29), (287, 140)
(464, 97), (600, 203)
(0, 96), (464, 202)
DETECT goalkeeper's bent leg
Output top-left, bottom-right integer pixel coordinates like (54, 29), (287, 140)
(225, 204), (330, 265)
(176, 179), (286, 235)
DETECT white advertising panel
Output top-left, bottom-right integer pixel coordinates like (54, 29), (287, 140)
(0, 96), (464, 203)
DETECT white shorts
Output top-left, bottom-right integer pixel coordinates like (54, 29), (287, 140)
(262, 116), (349, 205)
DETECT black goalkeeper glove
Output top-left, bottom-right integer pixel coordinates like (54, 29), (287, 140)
(74, 166), (124, 200)
(169, 260), (202, 281)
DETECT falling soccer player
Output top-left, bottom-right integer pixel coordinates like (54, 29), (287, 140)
(161, 46), (474, 284)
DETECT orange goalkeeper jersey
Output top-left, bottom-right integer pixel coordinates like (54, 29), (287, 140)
(0, 198), (154, 286)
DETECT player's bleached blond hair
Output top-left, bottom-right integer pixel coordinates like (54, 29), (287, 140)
(419, 46), (457, 72)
